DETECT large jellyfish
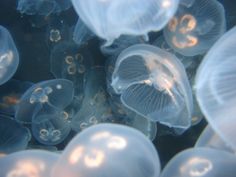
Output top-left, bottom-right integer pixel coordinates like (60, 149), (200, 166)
(71, 0), (180, 45)
(52, 123), (161, 177)
(164, 0), (226, 56)
(0, 115), (31, 153)
(111, 44), (193, 129)
(15, 79), (74, 145)
(0, 26), (19, 85)
(0, 150), (59, 177)
(195, 26), (236, 151)
(160, 148), (236, 177)
(17, 0), (72, 15)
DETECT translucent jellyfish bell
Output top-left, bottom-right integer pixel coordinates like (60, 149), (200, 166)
(17, 0), (72, 15)
(0, 26), (19, 85)
(52, 123), (161, 177)
(160, 148), (236, 177)
(111, 44), (193, 129)
(0, 150), (59, 177)
(163, 0), (226, 56)
(195, 26), (236, 151)
(71, 0), (180, 45)
(0, 115), (31, 153)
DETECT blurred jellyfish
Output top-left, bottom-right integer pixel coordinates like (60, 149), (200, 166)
(0, 26), (19, 85)
(111, 44), (193, 129)
(0, 79), (33, 116)
(164, 0), (226, 56)
(50, 41), (94, 106)
(195, 26), (236, 151)
(160, 148), (236, 177)
(15, 79), (74, 145)
(17, 0), (72, 15)
(52, 123), (161, 177)
(73, 18), (95, 47)
(0, 115), (31, 153)
(0, 150), (59, 177)
(71, 0), (180, 45)
(195, 125), (235, 154)
(71, 66), (113, 132)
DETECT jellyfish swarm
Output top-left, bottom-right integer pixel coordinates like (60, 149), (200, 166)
(0, 150), (59, 177)
(195, 26), (236, 151)
(0, 79), (33, 116)
(160, 148), (236, 177)
(71, 67), (112, 132)
(111, 44), (193, 129)
(52, 123), (161, 177)
(164, 0), (226, 56)
(71, 0), (179, 45)
(0, 115), (31, 153)
(15, 79), (74, 145)
(17, 0), (72, 15)
(0, 26), (19, 85)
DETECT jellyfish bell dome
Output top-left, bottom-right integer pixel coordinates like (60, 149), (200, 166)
(71, 0), (180, 45)
(195, 26), (236, 151)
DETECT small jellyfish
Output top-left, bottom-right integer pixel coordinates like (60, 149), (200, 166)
(195, 125), (235, 154)
(111, 44), (193, 129)
(0, 26), (19, 85)
(0, 79), (33, 116)
(195, 26), (236, 151)
(160, 148), (236, 177)
(0, 115), (31, 153)
(0, 150), (59, 177)
(50, 41), (94, 101)
(71, 0), (179, 45)
(52, 123), (161, 177)
(15, 79), (74, 123)
(73, 18), (95, 47)
(71, 66), (112, 132)
(17, 0), (72, 15)
(164, 0), (226, 56)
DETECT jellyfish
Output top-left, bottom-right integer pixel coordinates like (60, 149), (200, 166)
(17, 0), (72, 15)
(0, 150), (59, 177)
(73, 18), (95, 47)
(50, 41), (94, 106)
(52, 123), (161, 177)
(160, 147), (236, 177)
(71, 66), (113, 132)
(71, 0), (179, 45)
(195, 26), (236, 151)
(15, 79), (74, 145)
(163, 0), (226, 56)
(0, 115), (31, 153)
(0, 26), (19, 85)
(195, 125), (235, 154)
(111, 44), (193, 129)
(0, 79), (33, 116)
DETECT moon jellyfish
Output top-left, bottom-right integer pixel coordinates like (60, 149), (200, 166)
(0, 150), (59, 177)
(50, 41), (94, 107)
(52, 123), (161, 177)
(73, 18), (95, 47)
(71, 67), (113, 132)
(15, 79), (74, 145)
(160, 148), (236, 177)
(0, 116), (31, 153)
(164, 0), (226, 56)
(0, 79), (33, 116)
(195, 125), (235, 154)
(195, 26), (236, 151)
(17, 0), (72, 15)
(0, 26), (19, 85)
(71, 0), (180, 45)
(111, 44), (193, 129)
